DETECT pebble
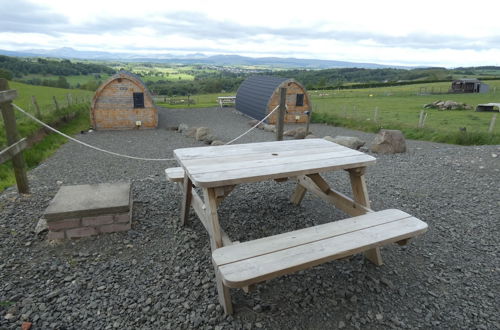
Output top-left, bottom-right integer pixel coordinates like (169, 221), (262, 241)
(0, 107), (497, 329)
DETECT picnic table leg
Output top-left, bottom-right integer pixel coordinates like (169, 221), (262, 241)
(180, 174), (193, 226)
(290, 183), (307, 205)
(203, 188), (233, 315)
(347, 167), (383, 266)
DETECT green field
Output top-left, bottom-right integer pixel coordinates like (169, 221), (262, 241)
(1, 81), (93, 190)
(310, 80), (500, 144)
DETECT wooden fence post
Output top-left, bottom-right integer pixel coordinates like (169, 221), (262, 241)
(53, 96), (59, 111)
(276, 87), (286, 141)
(31, 95), (41, 119)
(488, 114), (497, 134)
(0, 79), (29, 194)
(373, 107), (379, 123)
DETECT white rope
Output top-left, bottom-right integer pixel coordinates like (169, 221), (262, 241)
(13, 102), (284, 160)
(13, 104), (176, 162)
(225, 105), (280, 145)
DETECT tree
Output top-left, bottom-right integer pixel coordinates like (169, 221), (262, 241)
(0, 68), (13, 80)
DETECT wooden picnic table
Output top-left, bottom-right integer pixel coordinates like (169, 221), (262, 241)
(171, 138), (427, 314)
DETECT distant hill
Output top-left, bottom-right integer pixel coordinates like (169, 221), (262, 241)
(0, 47), (411, 69)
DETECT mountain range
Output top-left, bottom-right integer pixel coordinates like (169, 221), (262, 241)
(0, 47), (413, 69)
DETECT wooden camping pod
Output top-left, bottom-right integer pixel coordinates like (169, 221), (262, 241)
(91, 71), (158, 130)
(235, 76), (311, 124)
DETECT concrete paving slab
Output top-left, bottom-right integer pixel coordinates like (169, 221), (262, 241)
(44, 182), (131, 221)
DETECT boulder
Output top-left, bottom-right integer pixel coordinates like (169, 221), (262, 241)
(283, 129), (296, 137)
(370, 129), (406, 154)
(294, 127), (308, 139)
(203, 134), (217, 144)
(211, 140), (225, 146)
(184, 127), (197, 138)
(263, 124), (276, 132)
(195, 127), (210, 141)
(305, 134), (317, 139)
(178, 123), (189, 133)
(323, 136), (365, 150)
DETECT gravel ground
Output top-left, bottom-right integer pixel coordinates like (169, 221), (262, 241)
(1, 106), (499, 329)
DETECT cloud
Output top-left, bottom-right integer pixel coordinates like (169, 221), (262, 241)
(0, 0), (68, 35)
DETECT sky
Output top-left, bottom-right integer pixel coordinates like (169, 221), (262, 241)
(1, 0), (500, 67)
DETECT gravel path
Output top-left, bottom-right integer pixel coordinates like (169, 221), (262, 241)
(1, 107), (499, 329)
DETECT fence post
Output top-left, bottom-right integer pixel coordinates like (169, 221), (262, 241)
(488, 114), (497, 134)
(373, 107), (379, 123)
(418, 110), (425, 128)
(31, 95), (41, 119)
(53, 96), (60, 111)
(276, 87), (286, 141)
(0, 79), (29, 194)
(66, 93), (72, 107)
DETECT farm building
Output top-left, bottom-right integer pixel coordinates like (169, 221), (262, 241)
(91, 71), (157, 130)
(235, 76), (311, 124)
(450, 78), (489, 93)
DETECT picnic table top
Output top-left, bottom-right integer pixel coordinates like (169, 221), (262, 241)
(174, 139), (376, 188)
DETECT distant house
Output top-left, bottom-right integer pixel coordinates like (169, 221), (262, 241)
(91, 71), (157, 130)
(235, 76), (311, 124)
(450, 78), (489, 93)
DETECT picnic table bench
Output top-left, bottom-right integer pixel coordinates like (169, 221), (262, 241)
(167, 139), (428, 315)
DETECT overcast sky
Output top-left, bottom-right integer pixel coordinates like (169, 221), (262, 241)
(1, 0), (500, 67)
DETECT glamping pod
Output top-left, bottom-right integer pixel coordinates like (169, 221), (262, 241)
(236, 76), (311, 124)
(91, 71), (157, 129)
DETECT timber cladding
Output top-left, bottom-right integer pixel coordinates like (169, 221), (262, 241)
(91, 71), (157, 130)
(235, 76), (311, 124)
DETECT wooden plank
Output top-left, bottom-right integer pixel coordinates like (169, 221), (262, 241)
(165, 167), (184, 182)
(190, 189), (232, 246)
(213, 209), (412, 266)
(346, 168), (382, 264)
(293, 174), (371, 217)
(175, 139), (347, 160)
(203, 188), (224, 250)
(0, 138), (27, 164)
(180, 175), (193, 226)
(290, 184), (307, 205)
(180, 144), (350, 169)
(216, 216), (428, 288)
(0, 90), (17, 103)
(186, 154), (375, 188)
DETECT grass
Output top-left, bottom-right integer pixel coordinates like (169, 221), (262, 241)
(310, 80), (500, 145)
(1, 81), (93, 147)
(155, 92), (234, 108)
(0, 104), (90, 191)
(0, 81), (93, 191)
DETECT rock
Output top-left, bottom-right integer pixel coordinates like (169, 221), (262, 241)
(338, 321), (346, 328)
(195, 127), (210, 141)
(283, 129), (296, 137)
(211, 140), (225, 146)
(305, 134), (317, 139)
(294, 127), (308, 139)
(35, 218), (48, 235)
(263, 124), (276, 132)
(370, 130), (406, 154)
(324, 136), (365, 150)
(21, 322), (32, 330)
(4, 313), (15, 320)
(184, 127), (197, 138)
(178, 123), (189, 133)
(203, 134), (217, 144)
(248, 119), (259, 127)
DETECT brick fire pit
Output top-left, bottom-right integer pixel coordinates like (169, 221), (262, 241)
(44, 182), (132, 239)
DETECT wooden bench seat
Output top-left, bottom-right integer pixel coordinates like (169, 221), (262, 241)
(165, 167), (184, 183)
(212, 209), (427, 288)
